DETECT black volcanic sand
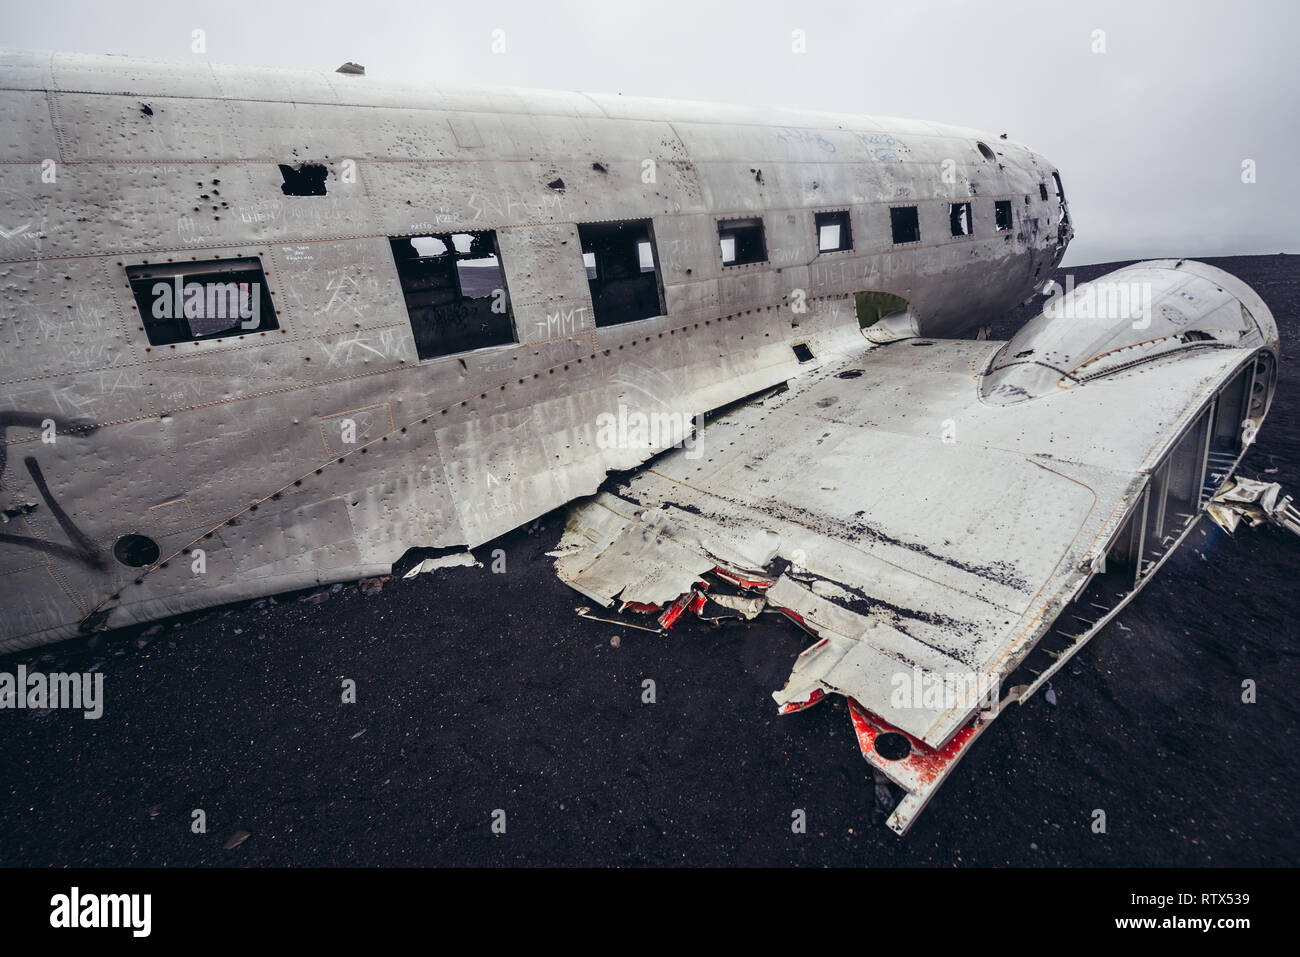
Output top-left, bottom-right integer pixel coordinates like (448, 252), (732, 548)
(1, 255), (1297, 867)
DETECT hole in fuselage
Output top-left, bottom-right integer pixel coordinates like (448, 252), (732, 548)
(278, 162), (328, 196)
(113, 534), (160, 568)
(875, 732), (912, 761)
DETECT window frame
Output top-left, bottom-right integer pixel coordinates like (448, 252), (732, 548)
(889, 205), (921, 245)
(949, 201), (973, 239)
(994, 200), (1013, 232)
(717, 217), (768, 267)
(125, 256), (280, 346)
(576, 218), (667, 328)
(389, 229), (517, 361)
(814, 209), (854, 254)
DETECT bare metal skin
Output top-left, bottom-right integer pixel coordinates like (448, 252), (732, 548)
(0, 50), (1070, 651)
(0, 53), (1283, 830)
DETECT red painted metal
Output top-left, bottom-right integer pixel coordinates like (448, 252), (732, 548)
(846, 698), (979, 788)
(710, 567), (773, 591)
(778, 687), (825, 714)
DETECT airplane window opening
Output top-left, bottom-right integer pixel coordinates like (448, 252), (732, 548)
(390, 230), (515, 360)
(890, 206), (920, 244)
(994, 200), (1012, 232)
(718, 218), (767, 266)
(976, 141), (996, 161)
(792, 342), (814, 362)
(126, 258), (279, 346)
(815, 210), (853, 252)
(949, 202), (972, 237)
(578, 219), (666, 327)
(1039, 183), (1049, 201)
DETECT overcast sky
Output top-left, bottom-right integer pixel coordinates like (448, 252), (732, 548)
(3, 0), (1295, 265)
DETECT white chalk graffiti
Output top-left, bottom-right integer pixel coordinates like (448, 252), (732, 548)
(534, 305), (587, 340)
(466, 191), (562, 222)
(322, 274), (366, 318)
(318, 330), (403, 367)
(659, 237), (699, 275)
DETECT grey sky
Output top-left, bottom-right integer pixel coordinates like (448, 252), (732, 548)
(3, 0), (1295, 265)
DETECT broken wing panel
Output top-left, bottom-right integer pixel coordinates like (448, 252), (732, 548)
(556, 262), (1276, 833)
(557, 362), (1145, 747)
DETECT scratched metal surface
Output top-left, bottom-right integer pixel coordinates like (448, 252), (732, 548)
(0, 51), (1069, 652)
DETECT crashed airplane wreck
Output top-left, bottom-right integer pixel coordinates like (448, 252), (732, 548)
(1, 51), (1292, 833)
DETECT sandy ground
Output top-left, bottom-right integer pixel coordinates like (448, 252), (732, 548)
(1, 255), (1297, 867)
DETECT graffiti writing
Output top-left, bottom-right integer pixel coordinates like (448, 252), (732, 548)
(0, 412), (104, 570)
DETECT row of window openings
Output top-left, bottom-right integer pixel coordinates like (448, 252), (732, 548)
(125, 192), (1044, 358)
(126, 222), (668, 359)
(717, 209), (856, 267)
(723, 198), (1022, 264)
(894, 200), (1019, 245)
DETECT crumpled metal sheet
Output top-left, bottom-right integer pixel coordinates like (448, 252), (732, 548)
(1208, 477), (1300, 535)
(553, 275), (1273, 832)
(552, 500), (718, 608)
(402, 551), (482, 578)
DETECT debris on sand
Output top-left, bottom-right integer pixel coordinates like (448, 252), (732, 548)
(403, 552), (481, 578)
(575, 606), (664, 634)
(134, 624), (163, 649)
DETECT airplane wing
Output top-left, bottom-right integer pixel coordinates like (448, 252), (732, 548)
(553, 259), (1280, 833)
